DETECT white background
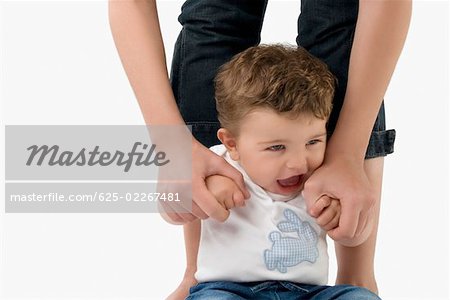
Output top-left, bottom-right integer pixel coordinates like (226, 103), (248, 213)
(0, 1), (449, 299)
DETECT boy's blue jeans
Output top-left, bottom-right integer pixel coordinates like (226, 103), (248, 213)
(170, 0), (396, 158)
(187, 281), (381, 300)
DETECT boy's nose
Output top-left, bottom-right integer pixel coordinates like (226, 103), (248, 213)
(286, 154), (308, 173)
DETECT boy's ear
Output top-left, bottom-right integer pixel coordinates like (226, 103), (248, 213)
(217, 128), (240, 160)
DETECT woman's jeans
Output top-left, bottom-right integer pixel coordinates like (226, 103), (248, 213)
(186, 281), (381, 300)
(170, 0), (395, 158)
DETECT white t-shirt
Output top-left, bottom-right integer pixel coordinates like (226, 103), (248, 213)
(195, 144), (329, 285)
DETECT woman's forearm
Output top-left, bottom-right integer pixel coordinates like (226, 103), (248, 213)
(327, 0), (412, 162)
(108, 0), (185, 126)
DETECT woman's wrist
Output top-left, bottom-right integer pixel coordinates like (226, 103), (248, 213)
(324, 135), (367, 167)
(325, 110), (374, 164)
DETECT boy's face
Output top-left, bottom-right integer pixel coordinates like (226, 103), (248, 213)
(219, 108), (327, 197)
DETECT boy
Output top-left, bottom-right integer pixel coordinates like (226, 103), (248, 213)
(186, 45), (380, 299)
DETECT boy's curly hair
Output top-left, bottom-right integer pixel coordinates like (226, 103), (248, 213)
(214, 44), (335, 135)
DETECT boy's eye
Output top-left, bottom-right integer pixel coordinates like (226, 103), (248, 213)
(268, 145), (285, 151)
(307, 139), (321, 146)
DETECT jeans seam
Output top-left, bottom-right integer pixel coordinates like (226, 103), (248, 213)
(249, 281), (276, 294)
(178, 29), (186, 114)
(279, 281), (310, 293)
(187, 121), (220, 129)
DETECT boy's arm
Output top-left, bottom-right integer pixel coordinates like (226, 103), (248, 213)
(166, 176), (244, 300)
(165, 220), (200, 300)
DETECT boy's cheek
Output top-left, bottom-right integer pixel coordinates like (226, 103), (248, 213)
(310, 153), (326, 172)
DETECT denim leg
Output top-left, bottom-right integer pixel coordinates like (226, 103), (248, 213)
(186, 283), (246, 299)
(170, 0), (268, 148)
(187, 281), (308, 300)
(306, 284), (382, 300)
(188, 281), (381, 300)
(297, 0), (395, 158)
(186, 281), (264, 300)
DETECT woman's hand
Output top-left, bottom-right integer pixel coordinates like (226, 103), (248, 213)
(159, 140), (249, 224)
(303, 155), (375, 246)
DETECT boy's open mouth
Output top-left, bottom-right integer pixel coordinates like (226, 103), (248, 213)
(277, 175), (303, 188)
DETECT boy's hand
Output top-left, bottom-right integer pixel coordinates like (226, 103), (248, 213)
(314, 195), (341, 232)
(206, 175), (247, 211)
(310, 195), (374, 247)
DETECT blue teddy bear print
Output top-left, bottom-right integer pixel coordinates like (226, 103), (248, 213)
(264, 208), (319, 273)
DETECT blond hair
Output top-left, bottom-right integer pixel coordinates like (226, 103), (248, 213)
(215, 44), (335, 135)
